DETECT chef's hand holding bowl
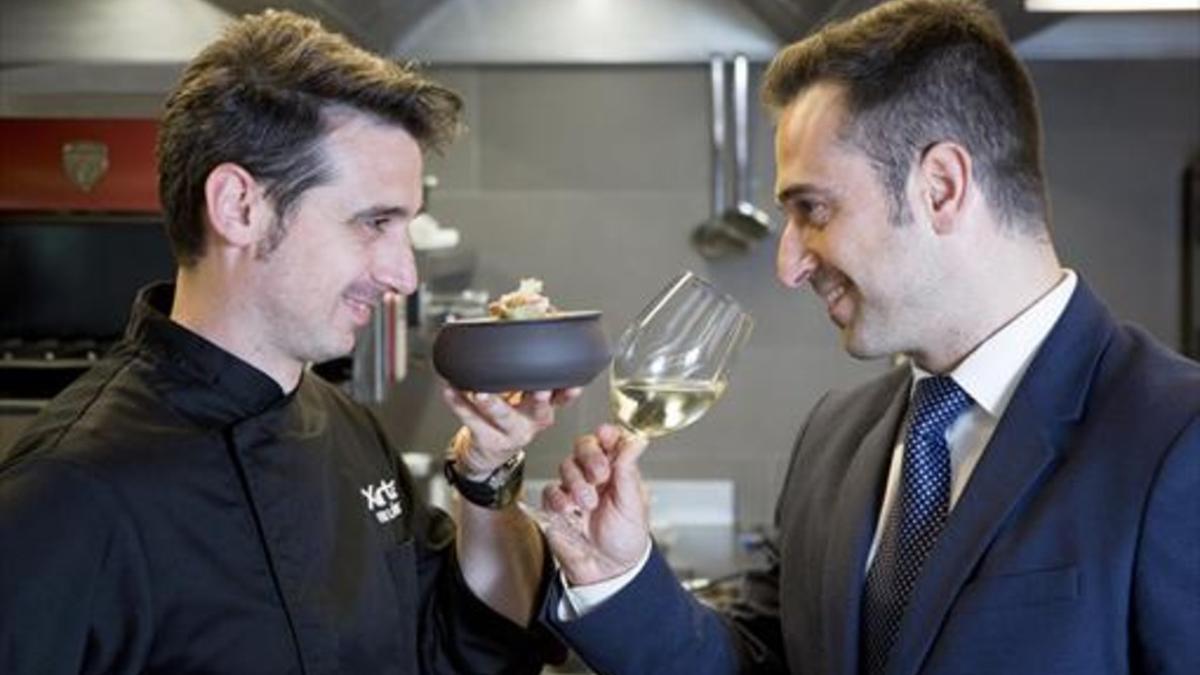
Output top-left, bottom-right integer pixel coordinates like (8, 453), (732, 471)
(435, 310), (610, 482)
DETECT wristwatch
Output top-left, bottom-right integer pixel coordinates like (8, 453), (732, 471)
(443, 449), (526, 510)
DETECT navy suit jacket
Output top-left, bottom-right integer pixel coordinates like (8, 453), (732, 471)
(543, 280), (1200, 674)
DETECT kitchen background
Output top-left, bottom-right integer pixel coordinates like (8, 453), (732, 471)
(1, 0), (1198, 532)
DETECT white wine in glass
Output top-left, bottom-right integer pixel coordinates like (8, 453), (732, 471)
(609, 270), (753, 439)
(522, 271), (752, 539)
(610, 378), (727, 438)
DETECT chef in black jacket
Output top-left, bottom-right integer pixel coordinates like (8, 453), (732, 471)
(0, 10), (571, 674)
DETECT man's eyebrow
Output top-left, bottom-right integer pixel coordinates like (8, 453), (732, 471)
(347, 205), (413, 222)
(775, 184), (832, 206)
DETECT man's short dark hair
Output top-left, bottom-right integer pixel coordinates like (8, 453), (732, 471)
(762, 0), (1048, 231)
(157, 10), (463, 266)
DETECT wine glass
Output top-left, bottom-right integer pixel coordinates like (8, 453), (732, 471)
(610, 270), (753, 439)
(522, 271), (753, 534)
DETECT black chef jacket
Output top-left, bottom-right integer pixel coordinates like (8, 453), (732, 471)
(0, 283), (554, 674)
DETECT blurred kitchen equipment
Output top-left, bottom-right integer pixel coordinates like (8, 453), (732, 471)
(419, 286), (490, 326)
(401, 451), (450, 511)
(693, 54), (772, 258)
(0, 213), (175, 411)
(409, 173), (486, 331)
(728, 53), (774, 241)
(333, 292), (408, 404)
(692, 54), (740, 257)
(409, 175), (461, 251)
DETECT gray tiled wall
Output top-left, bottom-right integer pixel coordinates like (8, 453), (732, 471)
(1034, 59), (1199, 345)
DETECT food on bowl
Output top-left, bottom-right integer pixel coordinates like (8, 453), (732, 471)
(488, 278), (558, 320)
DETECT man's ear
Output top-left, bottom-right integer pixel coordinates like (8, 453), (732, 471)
(203, 163), (269, 249)
(917, 141), (972, 235)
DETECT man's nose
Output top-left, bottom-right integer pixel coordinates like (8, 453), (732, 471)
(372, 231), (418, 296)
(776, 220), (818, 288)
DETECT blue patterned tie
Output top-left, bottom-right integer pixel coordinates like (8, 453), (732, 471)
(860, 375), (973, 675)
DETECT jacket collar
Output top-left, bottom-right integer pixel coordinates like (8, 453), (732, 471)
(126, 282), (289, 427)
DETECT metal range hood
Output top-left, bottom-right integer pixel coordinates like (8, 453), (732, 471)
(206, 0), (812, 64)
(389, 0), (785, 64)
(2, 0), (1196, 72)
(336, 0), (1079, 64)
(228, 0), (1195, 64)
(0, 0), (835, 67)
(218, 0), (1195, 65)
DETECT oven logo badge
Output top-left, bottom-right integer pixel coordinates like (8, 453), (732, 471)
(361, 478), (403, 524)
(62, 140), (109, 193)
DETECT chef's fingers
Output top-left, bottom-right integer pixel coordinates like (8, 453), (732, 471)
(472, 392), (545, 446)
(441, 388), (504, 436)
(551, 387), (583, 407)
(441, 389), (527, 470)
(458, 389), (541, 448)
(515, 390), (556, 430)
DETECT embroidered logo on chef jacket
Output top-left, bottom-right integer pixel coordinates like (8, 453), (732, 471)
(361, 478), (403, 524)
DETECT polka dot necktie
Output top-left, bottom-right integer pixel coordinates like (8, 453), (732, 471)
(860, 375), (973, 675)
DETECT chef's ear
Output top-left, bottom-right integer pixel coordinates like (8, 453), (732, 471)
(204, 162), (271, 249)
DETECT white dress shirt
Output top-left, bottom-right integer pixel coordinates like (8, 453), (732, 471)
(563, 269), (1079, 617)
(866, 269), (1077, 567)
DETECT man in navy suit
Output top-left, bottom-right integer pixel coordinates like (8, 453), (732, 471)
(536, 1), (1200, 673)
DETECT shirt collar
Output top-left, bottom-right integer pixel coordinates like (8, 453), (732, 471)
(912, 269), (1078, 418)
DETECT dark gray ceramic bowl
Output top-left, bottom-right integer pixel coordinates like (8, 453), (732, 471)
(432, 311), (610, 393)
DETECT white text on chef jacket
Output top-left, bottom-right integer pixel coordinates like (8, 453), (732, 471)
(361, 479), (403, 524)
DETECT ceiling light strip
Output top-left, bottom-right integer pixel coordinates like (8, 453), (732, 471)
(1026, 0), (1199, 11)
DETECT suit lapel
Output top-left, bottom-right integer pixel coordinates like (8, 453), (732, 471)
(887, 280), (1116, 675)
(822, 372), (911, 675)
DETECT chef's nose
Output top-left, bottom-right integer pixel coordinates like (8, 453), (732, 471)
(776, 220), (818, 288)
(372, 231), (418, 296)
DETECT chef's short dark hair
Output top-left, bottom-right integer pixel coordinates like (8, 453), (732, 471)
(158, 9), (463, 266)
(762, 0), (1048, 231)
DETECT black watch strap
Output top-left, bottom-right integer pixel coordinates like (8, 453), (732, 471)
(443, 450), (526, 510)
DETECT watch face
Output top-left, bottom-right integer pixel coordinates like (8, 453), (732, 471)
(490, 450), (526, 486)
(482, 465), (503, 489)
(486, 457), (519, 490)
